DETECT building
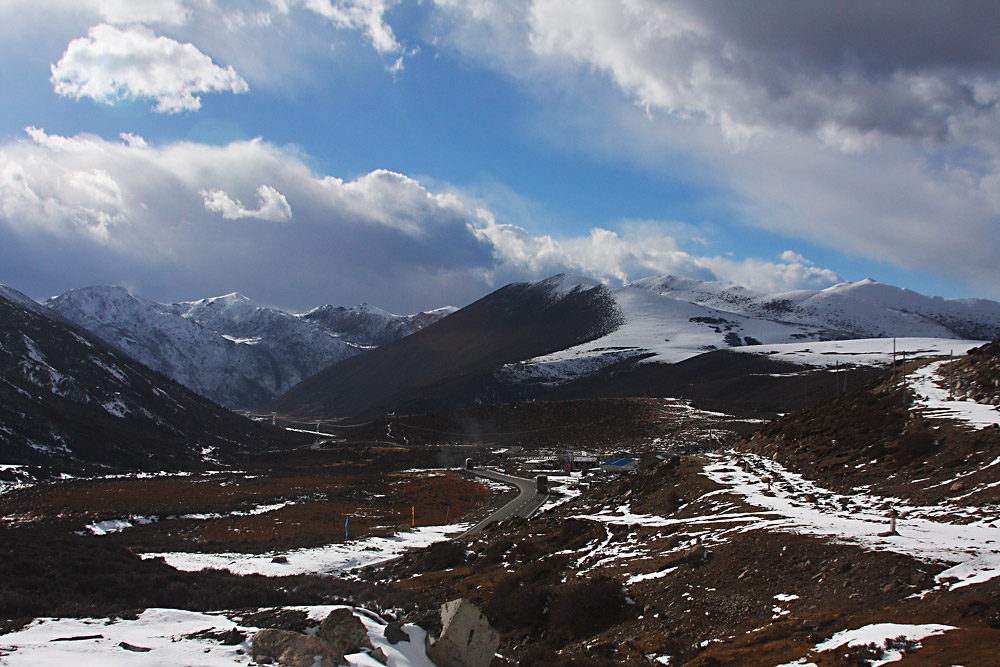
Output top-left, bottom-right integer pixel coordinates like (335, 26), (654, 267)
(600, 457), (638, 473)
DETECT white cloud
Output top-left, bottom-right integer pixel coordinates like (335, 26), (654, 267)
(780, 250), (811, 266)
(50, 24), (249, 113)
(202, 185), (292, 222)
(298, 0), (403, 54)
(428, 0), (1000, 295)
(473, 212), (839, 293)
(0, 128), (846, 310)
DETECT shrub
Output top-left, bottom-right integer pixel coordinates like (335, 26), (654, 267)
(893, 430), (937, 464)
(520, 645), (616, 666)
(423, 541), (466, 571)
(547, 577), (628, 640)
(485, 574), (549, 632)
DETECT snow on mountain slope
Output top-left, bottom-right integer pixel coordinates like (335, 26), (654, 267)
(47, 287), (284, 409)
(171, 292), (358, 396)
(730, 337), (984, 368)
(503, 277), (1000, 386)
(1, 284), (294, 468)
(299, 302), (457, 347)
(46, 287), (454, 409)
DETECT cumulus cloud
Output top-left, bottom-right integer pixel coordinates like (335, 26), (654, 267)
(50, 24), (249, 113)
(0, 129), (494, 311)
(202, 185), (292, 222)
(0, 128), (846, 310)
(473, 213), (839, 293)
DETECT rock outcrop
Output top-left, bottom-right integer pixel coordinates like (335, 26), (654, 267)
(426, 598), (500, 667)
(252, 608), (374, 667)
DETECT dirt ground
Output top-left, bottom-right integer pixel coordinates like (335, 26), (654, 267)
(0, 442), (490, 554)
(3, 393), (999, 665)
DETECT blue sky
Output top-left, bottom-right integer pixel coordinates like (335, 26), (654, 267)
(1, 1), (998, 313)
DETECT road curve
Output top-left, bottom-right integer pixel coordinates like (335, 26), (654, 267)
(458, 469), (548, 538)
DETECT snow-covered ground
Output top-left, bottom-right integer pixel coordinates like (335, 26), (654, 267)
(144, 523), (471, 577)
(908, 360), (1000, 429)
(562, 452), (1000, 594)
(732, 337), (984, 369)
(0, 605), (434, 667)
(776, 622), (955, 667)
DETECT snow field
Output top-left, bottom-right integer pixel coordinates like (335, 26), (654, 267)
(555, 452), (999, 596)
(144, 522), (472, 576)
(908, 360), (1000, 429)
(702, 454), (1000, 592)
(0, 605), (435, 667)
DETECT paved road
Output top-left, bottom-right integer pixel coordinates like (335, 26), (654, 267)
(458, 469), (549, 537)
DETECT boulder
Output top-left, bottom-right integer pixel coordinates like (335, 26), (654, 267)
(252, 628), (336, 667)
(384, 621), (410, 645)
(317, 608), (373, 659)
(426, 598), (499, 667)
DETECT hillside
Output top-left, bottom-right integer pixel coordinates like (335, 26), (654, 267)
(0, 284), (303, 471)
(46, 287), (451, 409)
(510, 276), (1000, 386)
(272, 273), (998, 421)
(270, 275), (624, 419)
(741, 340), (1000, 506)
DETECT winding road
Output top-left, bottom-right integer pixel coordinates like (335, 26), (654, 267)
(459, 468), (549, 538)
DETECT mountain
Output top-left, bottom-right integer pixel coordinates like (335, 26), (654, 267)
(272, 274), (1000, 420)
(300, 302), (456, 347)
(515, 276), (1000, 381)
(0, 284), (301, 469)
(269, 275), (624, 419)
(45, 287), (451, 409)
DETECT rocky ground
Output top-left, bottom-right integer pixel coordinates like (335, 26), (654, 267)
(2, 349), (999, 665)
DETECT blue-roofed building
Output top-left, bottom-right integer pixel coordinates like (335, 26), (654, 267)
(600, 457), (638, 473)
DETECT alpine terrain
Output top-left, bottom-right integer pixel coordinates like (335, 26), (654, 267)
(272, 274), (1000, 420)
(45, 287), (453, 409)
(0, 284), (302, 471)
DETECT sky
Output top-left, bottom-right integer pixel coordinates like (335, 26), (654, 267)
(1, 1), (998, 313)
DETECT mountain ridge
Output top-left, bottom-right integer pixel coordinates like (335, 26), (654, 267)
(271, 273), (1000, 420)
(44, 286), (454, 409)
(0, 284), (302, 469)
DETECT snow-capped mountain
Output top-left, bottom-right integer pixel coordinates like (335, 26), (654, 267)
(270, 274), (623, 419)
(272, 274), (1000, 420)
(507, 276), (1000, 384)
(45, 287), (453, 409)
(0, 284), (298, 468)
(300, 303), (457, 347)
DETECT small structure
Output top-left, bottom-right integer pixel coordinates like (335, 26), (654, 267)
(465, 458), (474, 470)
(600, 457), (638, 473)
(560, 451), (599, 471)
(426, 599), (500, 667)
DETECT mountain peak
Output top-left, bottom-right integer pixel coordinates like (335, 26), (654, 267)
(536, 273), (603, 297)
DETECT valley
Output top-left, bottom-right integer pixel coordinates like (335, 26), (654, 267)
(1, 278), (999, 666)
(3, 347), (1000, 665)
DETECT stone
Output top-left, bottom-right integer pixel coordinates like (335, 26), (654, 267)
(426, 598), (499, 667)
(384, 621), (409, 645)
(251, 628), (336, 667)
(371, 647), (390, 663)
(317, 608), (373, 659)
(220, 628), (245, 645)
